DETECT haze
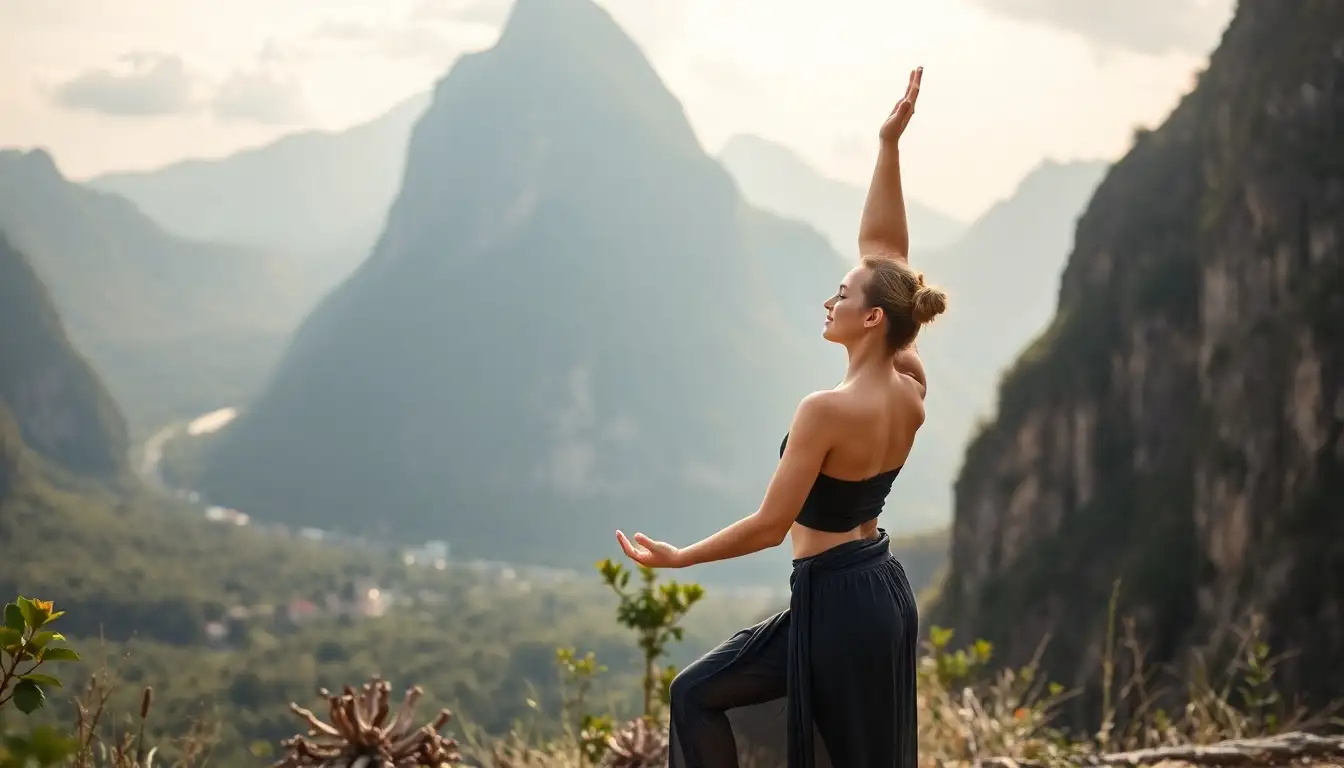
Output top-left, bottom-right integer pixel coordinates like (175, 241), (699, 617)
(1, 0), (1234, 221)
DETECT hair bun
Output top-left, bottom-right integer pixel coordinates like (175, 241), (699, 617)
(911, 284), (948, 325)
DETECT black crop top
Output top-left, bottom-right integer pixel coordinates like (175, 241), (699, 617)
(781, 433), (902, 533)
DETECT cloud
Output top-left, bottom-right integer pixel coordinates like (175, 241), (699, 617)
(410, 0), (514, 27)
(210, 69), (309, 125)
(307, 19), (459, 64)
(51, 52), (197, 116)
(49, 50), (308, 125)
(301, 2), (502, 70)
(967, 0), (1234, 56)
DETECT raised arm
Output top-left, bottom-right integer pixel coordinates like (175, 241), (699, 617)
(858, 67), (922, 263)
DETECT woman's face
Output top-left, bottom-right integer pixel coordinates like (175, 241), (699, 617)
(822, 265), (878, 344)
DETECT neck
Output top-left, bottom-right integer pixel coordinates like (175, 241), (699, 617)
(842, 334), (894, 382)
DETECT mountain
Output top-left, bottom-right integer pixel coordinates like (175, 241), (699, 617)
(0, 232), (128, 485)
(929, 158), (1111, 394)
(719, 133), (966, 257)
(916, 158), (1109, 441)
(933, 0), (1344, 709)
(194, 0), (857, 586)
(87, 94), (430, 287)
(0, 149), (318, 434)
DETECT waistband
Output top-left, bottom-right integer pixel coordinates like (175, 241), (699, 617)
(789, 528), (895, 583)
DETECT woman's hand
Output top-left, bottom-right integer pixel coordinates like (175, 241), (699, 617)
(616, 530), (685, 568)
(878, 67), (922, 146)
(860, 66), (922, 259)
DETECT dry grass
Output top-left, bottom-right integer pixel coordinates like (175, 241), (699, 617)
(6, 592), (1341, 767)
(68, 649), (220, 768)
(461, 592), (1343, 767)
(911, 586), (1341, 767)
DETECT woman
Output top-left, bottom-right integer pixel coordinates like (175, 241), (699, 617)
(615, 67), (940, 768)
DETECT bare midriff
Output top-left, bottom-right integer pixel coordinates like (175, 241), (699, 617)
(789, 520), (880, 559)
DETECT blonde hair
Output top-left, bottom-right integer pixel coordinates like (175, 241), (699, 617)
(859, 255), (949, 349)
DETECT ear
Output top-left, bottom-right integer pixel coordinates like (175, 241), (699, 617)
(864, 306), (884, 329)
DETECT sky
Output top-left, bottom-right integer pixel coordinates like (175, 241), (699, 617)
(0, 0), (1236, 222)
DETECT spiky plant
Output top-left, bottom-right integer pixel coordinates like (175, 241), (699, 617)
(276, 677), (460, 768)
(599, 719), (667, 768)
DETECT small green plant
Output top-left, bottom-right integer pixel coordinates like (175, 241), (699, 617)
(0, 598), (81, 716)
(917, 625), (1075, 765)
(0, 598), (83, 768)
(554, 648), (612, 765)
(921, 625), (993, 689)
(595, 561), (704, 719)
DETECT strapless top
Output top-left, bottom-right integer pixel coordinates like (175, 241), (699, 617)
(781, 433), (901, 533)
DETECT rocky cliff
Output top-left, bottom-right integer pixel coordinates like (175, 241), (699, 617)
(936, 0), (1344, 708)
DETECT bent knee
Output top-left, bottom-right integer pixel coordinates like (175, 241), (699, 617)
(669, 665), (700, 706)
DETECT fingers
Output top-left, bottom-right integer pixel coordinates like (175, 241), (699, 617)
(633, 532), (656, 549)
(616, 530), (655, 565)
(888, 66), (923, 117)
(616, 530), (642, 558)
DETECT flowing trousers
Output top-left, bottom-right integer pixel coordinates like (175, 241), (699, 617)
(668, 531), (919, 767)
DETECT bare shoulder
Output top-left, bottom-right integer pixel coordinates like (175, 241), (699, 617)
(796, 389), (848, 421)
(790, 390), (851, 440)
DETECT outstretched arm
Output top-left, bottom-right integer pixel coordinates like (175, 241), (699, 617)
(858, 67), (922, 263)
(616, 393), (838, 568)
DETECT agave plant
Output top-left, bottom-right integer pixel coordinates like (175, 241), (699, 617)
(276, 677), (460, 768)
(599, 718), (667, 768)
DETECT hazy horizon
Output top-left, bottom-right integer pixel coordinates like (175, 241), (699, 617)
(2, 0), (1235, 222)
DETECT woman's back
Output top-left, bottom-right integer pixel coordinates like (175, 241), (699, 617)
(789, 367), (927, 559)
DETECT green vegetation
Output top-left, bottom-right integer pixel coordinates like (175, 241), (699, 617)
(1, 597), (82, 716)
(1, 417), (942, 766)
(3, 579), (1339, 768)
(595, 560), (703, 719)
(2, 423), (777, 764)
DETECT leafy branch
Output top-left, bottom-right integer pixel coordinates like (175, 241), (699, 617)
(0, 597), (81, 715)
(595, 560), (704, 720)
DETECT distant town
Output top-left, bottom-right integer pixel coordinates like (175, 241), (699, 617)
(139, 406), (784, 650)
